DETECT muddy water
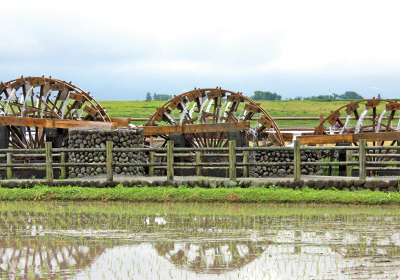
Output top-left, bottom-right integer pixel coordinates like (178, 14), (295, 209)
(0, 202), (400, 279)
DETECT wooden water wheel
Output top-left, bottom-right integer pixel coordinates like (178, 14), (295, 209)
(298, 98), (400, 175)
(0, 76), (113, 149)
(145, 88), (284, 148)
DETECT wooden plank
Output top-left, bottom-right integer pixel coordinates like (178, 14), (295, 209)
(168, 96), (182, 110)
(167, 140), (174, 181)
(0, 116), (117, 129)
(143, 122), (250, 136)
(326, 110), (340, 126)
(228, 140), (236, 180)
(298, 131), (400, 145)
(207, 89), (223, 99)
(110, 117), (131, 127)
(297, 134), (354, 145)
(30, 78), (46, 87)
(227, 95), (244, 102)
(68, 92), (84, 102)
(366, 99), (379, 110)
(293, 140), (301, 180)
(345, 102), (359, 115)
(83, 105), (98, 117)
(51, 83), (65, 91)
(45, 141), (54, 182)
(258, 116), (272, 129)
(187, 90), (201, 102)
(386, 103), (400, 111)
(244, 103), (260, 114)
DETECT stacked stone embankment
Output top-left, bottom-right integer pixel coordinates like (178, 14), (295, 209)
(253, 150), (323, 177)
(68, 129), (146, 178)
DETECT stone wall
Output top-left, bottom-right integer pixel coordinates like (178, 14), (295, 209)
(68, 128), (146, 178)
(253, 150), (324, 177)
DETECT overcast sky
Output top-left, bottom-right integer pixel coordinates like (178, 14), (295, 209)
(2, 0), (400, 100)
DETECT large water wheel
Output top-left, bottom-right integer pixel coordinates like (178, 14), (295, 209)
(0, 76), (112, 149)
(145, 88), (284, 148)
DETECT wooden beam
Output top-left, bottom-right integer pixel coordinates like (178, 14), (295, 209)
(110, 117), (131, 127)
(298, 131), (400, 145)
(0, 116), (117, 130)
(143, 121), (250, 136)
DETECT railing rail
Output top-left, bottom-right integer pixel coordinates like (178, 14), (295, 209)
(1, 139), (398, 182)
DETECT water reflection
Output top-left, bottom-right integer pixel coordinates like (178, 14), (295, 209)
(0, 203), (400, 279)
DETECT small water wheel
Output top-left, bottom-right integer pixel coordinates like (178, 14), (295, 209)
(312, 98), (400, 175)
(0, 76), (111, 149)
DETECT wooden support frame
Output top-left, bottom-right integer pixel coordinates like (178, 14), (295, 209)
(143, 121), (250, 136)
(0, 116), (118, 130)
(297, 131), (400, 145)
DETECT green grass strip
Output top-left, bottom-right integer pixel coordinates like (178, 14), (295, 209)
(0, 184), (400, 205)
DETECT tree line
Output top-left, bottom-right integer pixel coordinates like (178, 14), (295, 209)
(251, 90), (365, 101)
(145, 90), (369, 101)
(146, 92), (172, 101)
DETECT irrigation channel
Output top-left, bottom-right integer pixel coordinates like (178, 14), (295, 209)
(1, 201), (400, 279)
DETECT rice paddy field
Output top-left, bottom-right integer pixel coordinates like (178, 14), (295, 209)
(1, 201), (400, 279)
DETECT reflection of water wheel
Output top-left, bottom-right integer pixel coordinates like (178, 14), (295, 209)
(0, 76), (111, 149)
(146, 88), (284, 147)
(154, 241), (267, 274)
(314, 98), (400, 175)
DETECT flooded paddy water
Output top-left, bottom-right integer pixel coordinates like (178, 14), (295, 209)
(0, 202), (400, 279)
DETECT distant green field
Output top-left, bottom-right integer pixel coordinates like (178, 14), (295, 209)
(99, 100), (368, 127)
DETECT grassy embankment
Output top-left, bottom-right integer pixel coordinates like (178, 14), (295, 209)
(100, 100), (348, 127)
(1, 185), (400, 205)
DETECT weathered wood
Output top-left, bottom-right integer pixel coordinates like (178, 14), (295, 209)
(167, 141), (174, 181)
(243, 151), (249, 177)
(359, 139), (366, 180)
(110, 118), (131, 127)
(45, 142), (53, 182)
(60, 152), (67, 179)
(149, 151), (155, 176)
(346, 150), (353, 177)
(293, 140), (301, 180)
(0, 116), (117, 130)
(298, 131), (400, 145)
(6, 153), (12, 179)
(143, 121), (250, 136)
(229, 140), (236, 180)
(196, 151), (202, 176)
(106, 141), (113, 182)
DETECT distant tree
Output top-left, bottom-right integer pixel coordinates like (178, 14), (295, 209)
(377, 93), (381, 99)
(294, 96), (302, 100)
(339, 91), (364, 99)
(251, 91), (282, 100)
(153, 94), (172, 101)
(145, 92), (152, 101)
